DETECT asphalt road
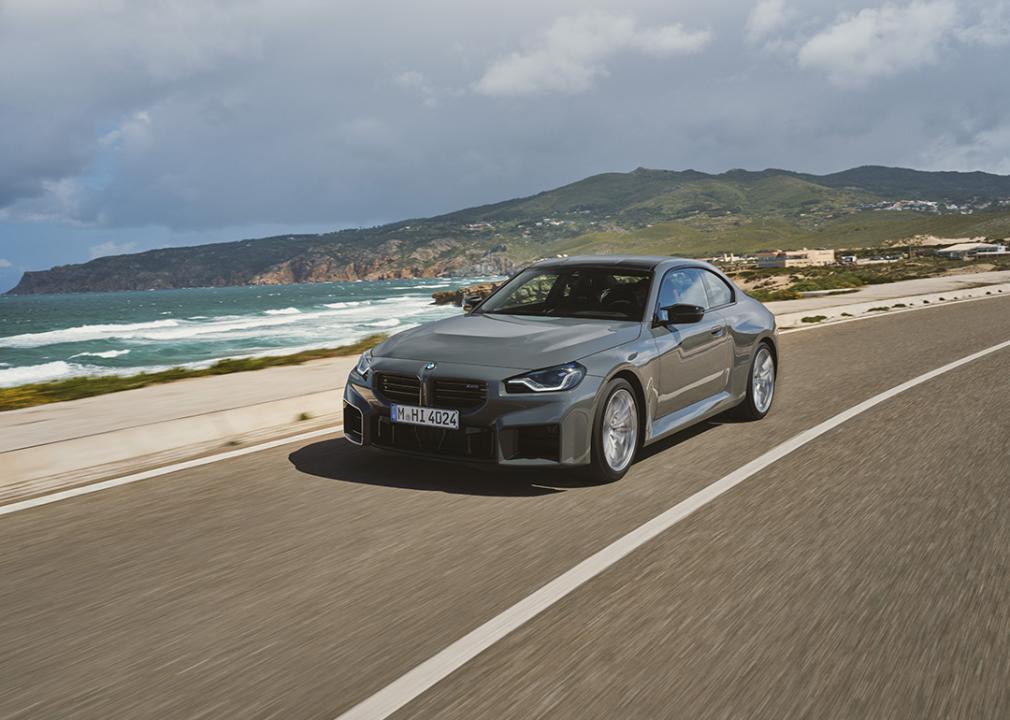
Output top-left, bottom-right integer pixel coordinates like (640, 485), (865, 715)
(2, 297), (1010, 719)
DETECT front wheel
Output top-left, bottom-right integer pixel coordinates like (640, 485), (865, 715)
(587, 379), (640, 482)
(733, 342), (776, 421)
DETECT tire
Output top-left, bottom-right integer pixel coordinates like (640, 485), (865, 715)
(587, 378), (640, 482)
(733, 342), (776, 421)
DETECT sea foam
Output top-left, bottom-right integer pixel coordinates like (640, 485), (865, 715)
(0, 320), (179, 349)
(69, 349), (132, 359)
(0, 361), (85, 387)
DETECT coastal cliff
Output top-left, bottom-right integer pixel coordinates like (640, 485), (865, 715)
(9, 237), (515, 294)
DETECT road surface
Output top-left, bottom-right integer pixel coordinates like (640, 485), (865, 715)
(2, 296), (1009, 719)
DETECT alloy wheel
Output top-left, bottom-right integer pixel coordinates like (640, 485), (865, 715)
(752, 346), (776, 414)
(602, 388), (638, 472)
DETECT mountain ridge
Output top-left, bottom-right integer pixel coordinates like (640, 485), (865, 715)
(9, 165), (1010, 295)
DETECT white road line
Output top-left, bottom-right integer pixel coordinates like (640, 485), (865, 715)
(335, 337), (1010, 720)
(0, 426), (342, 517)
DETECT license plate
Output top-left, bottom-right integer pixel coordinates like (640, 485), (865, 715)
(390, 403), (459, 430)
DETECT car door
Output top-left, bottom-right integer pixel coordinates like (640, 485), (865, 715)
(651, 267), (734, 419)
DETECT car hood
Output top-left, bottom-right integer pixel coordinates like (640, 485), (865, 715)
(376, 313), (642, 370)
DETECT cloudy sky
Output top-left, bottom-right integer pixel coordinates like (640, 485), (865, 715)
(1, 0), (1009, 290)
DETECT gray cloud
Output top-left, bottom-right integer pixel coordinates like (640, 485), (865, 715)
(746, 0), (791, 43)
(957, 2), (1010, 44)
(798, 1), (961, 86)
(1, 0), (1009, 246)
(475, 11), (711, 96)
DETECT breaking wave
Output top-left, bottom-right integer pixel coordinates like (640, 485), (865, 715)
(69, 349), (132, 359)
(0, 361), (98, 387)
(0, 320), (179, 349)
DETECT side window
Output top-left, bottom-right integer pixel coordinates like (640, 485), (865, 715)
(658, 268), (709, 311)
(702, 271), (734, 308)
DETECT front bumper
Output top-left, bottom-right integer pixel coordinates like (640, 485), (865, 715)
(342, 357), (603, 467)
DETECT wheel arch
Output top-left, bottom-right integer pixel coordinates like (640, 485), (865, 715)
(607, 368), (648, 447)
(758, 333), (779, 374)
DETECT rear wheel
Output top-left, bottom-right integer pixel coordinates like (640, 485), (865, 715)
(733, 342), (776, 420)
(587, 379), (640, 482)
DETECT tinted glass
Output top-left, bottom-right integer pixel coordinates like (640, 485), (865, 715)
(479, 267), (650, 320)
(493, 271), (558, 309)
(702, 271), (733, 307)
(658, 268), (709, 310)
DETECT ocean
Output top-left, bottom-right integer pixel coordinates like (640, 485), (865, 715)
(0, 278), (500, 388)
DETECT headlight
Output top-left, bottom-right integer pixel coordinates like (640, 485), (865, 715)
(505, 362), (586, 393)
(355, 349), (373, 378)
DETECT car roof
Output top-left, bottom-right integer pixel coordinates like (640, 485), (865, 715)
(530, 255), (710, 272)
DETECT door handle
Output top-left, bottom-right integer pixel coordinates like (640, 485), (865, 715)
(710, 325), (726, 337)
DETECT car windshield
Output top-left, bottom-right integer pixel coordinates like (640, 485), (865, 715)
(477, 267), (651, 321)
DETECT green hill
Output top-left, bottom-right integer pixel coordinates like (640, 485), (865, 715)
(798, 166), (1010, 200)
(9, 165), (1010, 294)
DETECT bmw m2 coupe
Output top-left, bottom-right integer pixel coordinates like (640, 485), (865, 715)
(344, 256), (778, 481)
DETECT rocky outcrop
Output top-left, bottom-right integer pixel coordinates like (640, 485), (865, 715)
(409, 238), (461, 262)
(431, 282), (499, 306)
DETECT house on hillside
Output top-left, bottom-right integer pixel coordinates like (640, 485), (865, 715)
(755, 248), (835, 268)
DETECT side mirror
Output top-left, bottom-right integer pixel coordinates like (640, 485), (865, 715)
(660, 303), (705, 325)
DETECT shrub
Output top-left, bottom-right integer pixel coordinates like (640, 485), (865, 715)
(749, 288), (802, 302)
(790, 272), (865, 293)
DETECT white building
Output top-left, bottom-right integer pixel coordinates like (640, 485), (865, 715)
(710, 253), (744, 264)
(756, 248), (835, 268)
(936, 242), (1008, 259)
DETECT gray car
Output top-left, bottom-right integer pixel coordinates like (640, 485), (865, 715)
(343, 256), (778, 481)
